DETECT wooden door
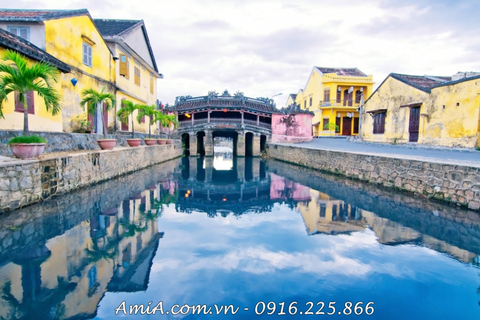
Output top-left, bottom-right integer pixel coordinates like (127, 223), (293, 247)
(409, 107), (420, 142)
(343, 89), (352, 106)
(342, 117), (352, 136)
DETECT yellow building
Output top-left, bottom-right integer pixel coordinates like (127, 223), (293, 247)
(294, 67), (374, 136)
(361, 72), (480, 148)
(284, 93), (297, 108)
(0, 9), (162, 134)
(94, 19), (163, 134)
(0, 28), (71, 132)
(0, 9), (117, 133)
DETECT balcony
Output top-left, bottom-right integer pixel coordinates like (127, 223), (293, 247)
(319, 99), (362, 108)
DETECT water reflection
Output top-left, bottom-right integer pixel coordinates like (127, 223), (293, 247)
(0, 161), (178, 320)
(0, 157), (479, 319)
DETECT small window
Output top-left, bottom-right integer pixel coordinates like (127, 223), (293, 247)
(324, 88), (330, 102)
(355, 90), (362, 103)
(15, 91), (34, 114)
(83, 42), (92, 67)
(304, 100), (306, 109)
(134, 66), (140, 85)
(8, 26), (29, 41)
(119, 54), (129, 78)
(309, 97), (312, 107)
(373, 112), (386, 134)
(336, 89), (341, 103)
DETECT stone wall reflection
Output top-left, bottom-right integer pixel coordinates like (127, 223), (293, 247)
(0, 159), (180, 320)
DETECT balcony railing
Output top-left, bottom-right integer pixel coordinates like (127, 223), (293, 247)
(319, 99), (361, 107)
(179, 118), (271, 130)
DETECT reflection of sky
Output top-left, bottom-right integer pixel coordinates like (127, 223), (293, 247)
(213, 154), (233, 170)
(96, 202), (480, 320)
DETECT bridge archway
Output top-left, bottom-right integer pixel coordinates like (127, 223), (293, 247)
(197, 131), (206, 156)
(260, 135), (267, 153)
(245, 132), (254, 157)
(212, 130), (238, 156)
(181, 133), (190, 156)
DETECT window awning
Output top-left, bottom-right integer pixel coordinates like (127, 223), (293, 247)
(312, 121), (320, 126)
(365, 108), (387, 114)
(400, 102), (422, 108)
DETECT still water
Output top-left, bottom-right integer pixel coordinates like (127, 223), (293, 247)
(0, 156), (479, 319)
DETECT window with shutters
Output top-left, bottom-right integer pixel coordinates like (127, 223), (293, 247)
(134, 66), (140, 86)
(119, 54), (129, 78)
(83, 42), (92, 67)
(15, 91), (35, 114)
(324, 88), (330, 102)
(355, 90), (362, 103)
(7, 26), (29, 41)
(336, 88), (341, 103)
(373, 112), (386, 134)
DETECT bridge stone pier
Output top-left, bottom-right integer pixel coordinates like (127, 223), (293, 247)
(172, 90), (275, 157)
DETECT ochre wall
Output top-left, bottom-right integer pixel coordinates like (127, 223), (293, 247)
(362, 76), (480, 148)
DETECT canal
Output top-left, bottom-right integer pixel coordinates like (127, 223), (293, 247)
(0, 156), (479, 319)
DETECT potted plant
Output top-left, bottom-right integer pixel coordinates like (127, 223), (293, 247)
(117, 100), (143, 147)
(137, 104), (160, 145)
(80, 87), (116, 150)
(323, 122), (339, 136)
(0, 50), (61, 159)
(157, 112), (178, 144)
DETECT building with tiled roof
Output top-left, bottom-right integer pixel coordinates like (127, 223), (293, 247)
(0, 8), (115, 133)
(0, 8), (162, 135)
(93, 18), (162, 133)
(315, 67), (368, 78)
(362, 72), (480, 148)
(389, 73), (451, 93)
(0, 28), (70, 72)
(293, 66), (374, 137)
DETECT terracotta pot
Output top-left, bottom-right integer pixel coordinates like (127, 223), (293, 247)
(166, 139), (173, 144)
(157, 139), (167, 145)
(9, 143), (46, 159)
(97, 139), (116, 150)
(127, 138), (142, 147)
(144, 139), (157, 146)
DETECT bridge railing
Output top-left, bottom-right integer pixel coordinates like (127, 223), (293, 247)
(178, 118), (271, 130)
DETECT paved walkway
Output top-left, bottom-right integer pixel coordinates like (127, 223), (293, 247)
(277, 138), (480, 168)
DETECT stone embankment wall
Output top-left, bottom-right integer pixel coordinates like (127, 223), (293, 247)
(0, 130), (170, 156)
(266, 144), (480, 210)
(0, 144), (182, 213)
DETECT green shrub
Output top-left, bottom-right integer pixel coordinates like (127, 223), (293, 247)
(8, 135), (48, 144)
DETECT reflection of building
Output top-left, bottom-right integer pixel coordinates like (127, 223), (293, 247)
(177, 157), (273, 217)
(0, 185), (165, 320)
(297, 189), (366, 235)
(361, 210), (478, 263)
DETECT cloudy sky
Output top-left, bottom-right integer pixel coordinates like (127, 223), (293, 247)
(2, 0), (479, 107)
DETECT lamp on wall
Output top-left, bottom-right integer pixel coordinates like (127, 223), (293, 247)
(71, 77), (78, 86)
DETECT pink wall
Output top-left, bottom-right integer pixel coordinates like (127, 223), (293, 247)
(270, 173), (311, 201)
(271, 113), (313, 143)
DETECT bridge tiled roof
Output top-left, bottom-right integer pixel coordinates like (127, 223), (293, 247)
(174, 94), (278, 114)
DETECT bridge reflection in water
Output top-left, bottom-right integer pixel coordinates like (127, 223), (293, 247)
(0, 157), (479, 319)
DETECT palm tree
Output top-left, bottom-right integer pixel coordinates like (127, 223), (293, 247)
(0, 50), (61, 134)
(117, 100), (143, 138)
(157, 113), (179, 138)
(80, 87), (115, 137)
(137, 104), (160, 138)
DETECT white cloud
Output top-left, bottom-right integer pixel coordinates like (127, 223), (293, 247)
(3, 0), (479, 106)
